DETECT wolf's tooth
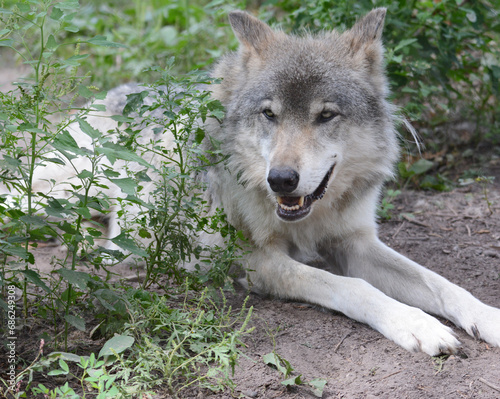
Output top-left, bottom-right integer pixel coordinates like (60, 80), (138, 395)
(298, 196), (304, 207)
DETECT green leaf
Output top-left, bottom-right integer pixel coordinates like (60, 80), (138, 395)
(58, 221), (77, 234)
(110, 233), (148, 257)
(46, 34), (58, 50)
(48, 369), (68, 376)
(76, 117), (101, 139)
(123, 91), (148, 115)
(56, 269), (93, 290)
(98, 143), (151, 168)
(2, 246), (33, 261)
(45, 197), (71, 218)
(394, 38), (418, 52)
(65, 314), (86, 331)
(48, 351), (85, 363)
(63, 54), (88, 67)
(263, 352), (294, 377)
(0, 39), (14, 48)
(50, 7), (63, 20)
(78, 85), (94, 99)
(16, 3), (30, 13)
(77, 169), (94, 180)
(64, 25), (79, 33)
(309, 378), (327, 397)
(59, 359), (70, 373)
(43, 156), (66, 166)
(87, 35), (125, 48)
(98, 335), (134, 358)
(409, 159), (434, 175)
(93, 289), (121, 311)
(51, 129), (86, 157)
(109, 177), (137, 195)
(56, 1), (80, 10)
(110, 115), (135, 123)
(20, 215), (48, 228)
(20, 270), (51, 293)
(282, 375), (303, 386)
(74, 206), (92, 219)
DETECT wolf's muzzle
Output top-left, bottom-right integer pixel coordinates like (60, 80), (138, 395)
(270, 164), (335, 222)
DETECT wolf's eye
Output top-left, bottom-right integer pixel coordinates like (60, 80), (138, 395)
(263, 109), (275, 120)
(319, 110), (337, 122)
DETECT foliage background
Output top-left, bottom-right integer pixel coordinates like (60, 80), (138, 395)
(0, 0), (499, 397)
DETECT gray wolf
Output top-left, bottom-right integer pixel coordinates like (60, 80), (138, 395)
(201, 8), (500, 355)
(6, 9), (500, 355)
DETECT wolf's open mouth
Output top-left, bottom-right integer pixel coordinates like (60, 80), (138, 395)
(276, 164), (335, 222)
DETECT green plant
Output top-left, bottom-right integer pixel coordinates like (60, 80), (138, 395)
(52, 0), (244, 88)
(378, 188), (401, 221)
(110, 65), (237, 290)
(459, 171), (495, 215)
(115, 287), (253, 396)
(5, 336), (134, 398)
(0, 0), (128, 347)
(397, 158), (452, 191)
(3, 286), (253, 398)
(432, 354), (449, 375)
(0, 1), (251, 396)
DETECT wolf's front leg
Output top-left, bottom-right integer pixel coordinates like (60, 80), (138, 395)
(244, 246), (460, 355)
(342, 236), (500, 348)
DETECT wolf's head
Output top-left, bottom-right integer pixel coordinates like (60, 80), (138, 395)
(212, 9), (400, 223)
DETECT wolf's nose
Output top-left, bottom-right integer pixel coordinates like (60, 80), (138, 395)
(267, 168), (299, 193)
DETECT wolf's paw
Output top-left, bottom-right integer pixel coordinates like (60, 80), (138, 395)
(462, 304), (500, 347)
(381, 307), (460, 356)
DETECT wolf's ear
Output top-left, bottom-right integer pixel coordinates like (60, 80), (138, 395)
(349, 8), (386, 45)
(228, 11), (275, 53)
(344, 8), (387, 71)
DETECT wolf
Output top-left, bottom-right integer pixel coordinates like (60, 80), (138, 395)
(199, 8), (500, 355)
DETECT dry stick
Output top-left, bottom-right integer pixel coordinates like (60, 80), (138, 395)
(379, 370), (403, 380)
(392, 221), (406, 239)
(334, 332), (351, 353)
(446, 204), (458, 216)
(479, 377), (500, 393)
(402, 214), (431, 228)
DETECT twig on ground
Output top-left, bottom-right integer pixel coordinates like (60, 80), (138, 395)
(379, 370), (402, 380)
(479, 377), (500, 393)
(446, 204), (458, 216)
(392, 221), (406, 239)
(334, 332), (351, 353)
(402, 214), (431, 228)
